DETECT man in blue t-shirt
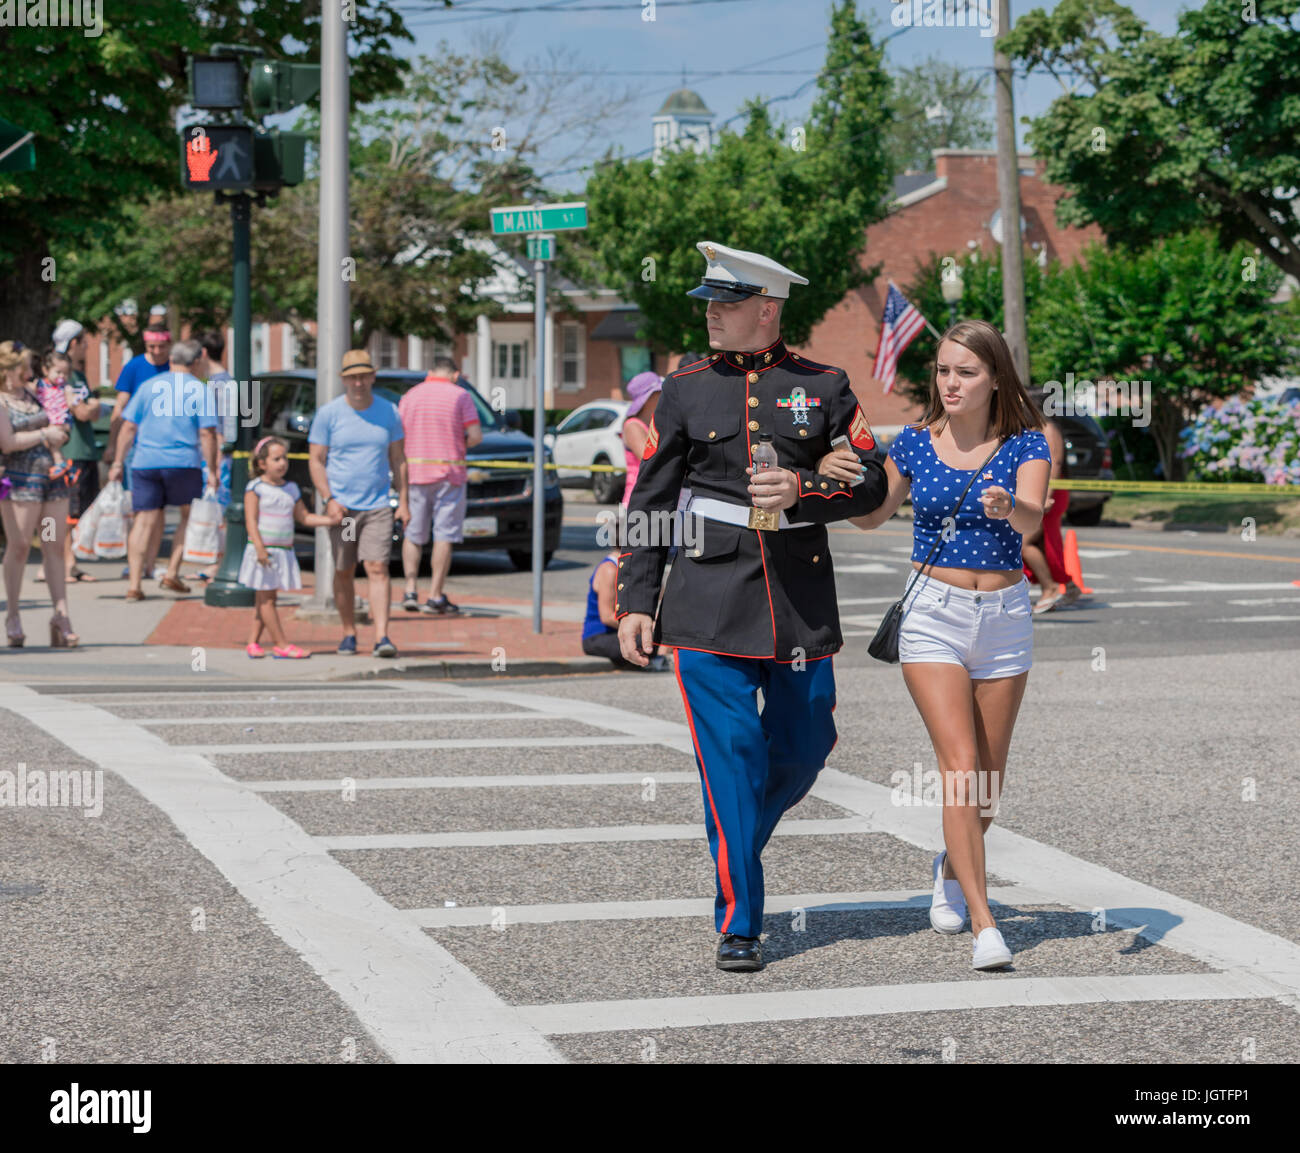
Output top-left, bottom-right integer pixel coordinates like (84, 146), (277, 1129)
(108, 339), (219, 601)
(105, 325), (173, 497)
(308, 349), (409, 658)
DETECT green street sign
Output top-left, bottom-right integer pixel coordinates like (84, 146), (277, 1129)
(526, 235), (556, 261)
(491, 202), (587, 235)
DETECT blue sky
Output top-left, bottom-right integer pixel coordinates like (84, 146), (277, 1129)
(387, 0), (1193, 188)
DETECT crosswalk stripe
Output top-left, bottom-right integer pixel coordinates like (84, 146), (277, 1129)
(405, 888), (1025, 927)
(134, 712), (553, 727)
(172, 735), (654, 755)
(250, 772), (700, 792)
(516, 971), (1283, 1035)
(316, 817), (874, 851)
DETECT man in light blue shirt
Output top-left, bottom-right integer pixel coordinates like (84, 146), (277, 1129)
(308, 350), (409, 657)
(109, 340), (219, 601)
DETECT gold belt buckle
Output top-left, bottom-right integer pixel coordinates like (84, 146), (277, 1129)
(748, 506), (780, 532)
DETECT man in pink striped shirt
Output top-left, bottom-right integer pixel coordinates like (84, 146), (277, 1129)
(398, 356), (483, 614)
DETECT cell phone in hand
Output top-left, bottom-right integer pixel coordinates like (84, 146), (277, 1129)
(830, 435), (865, 486)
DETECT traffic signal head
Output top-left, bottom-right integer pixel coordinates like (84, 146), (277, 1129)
(248, 60), (322, 118)
(188, 57), (244, 110)
(180, 125), (255, 190)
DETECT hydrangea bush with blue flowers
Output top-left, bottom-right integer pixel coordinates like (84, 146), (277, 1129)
(1180, 396), (1300, 486)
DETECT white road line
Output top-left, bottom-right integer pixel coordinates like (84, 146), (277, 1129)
(1156, 582), (1300, 592)
(1075, 549), (1129, 559)
(317, 817), (874, 852)
(54, 690), (412, 704)
(0, 685), (561, 1064)
(173, 735), (659, 755)
(134, 712), (553, 727)
(1226, 598), (1300, 606)
(1206, 615), (1300, 623)
(833, 563), (900, 574)
(250, 772), (700, 793)
(517, 972), (1282, 1036)
(1099, 601), (1193, 609)
(406, 888), (1024, 928)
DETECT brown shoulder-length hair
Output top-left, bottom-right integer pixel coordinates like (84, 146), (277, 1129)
(914, 319), (1043, 438)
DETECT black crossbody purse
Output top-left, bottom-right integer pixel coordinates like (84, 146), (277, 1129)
(867, 441), (1003, 664)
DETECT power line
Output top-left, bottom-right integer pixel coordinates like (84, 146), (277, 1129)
(406, 0), (760, 27)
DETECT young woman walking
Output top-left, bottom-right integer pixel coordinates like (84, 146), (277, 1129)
(821, 320), (1050, 969)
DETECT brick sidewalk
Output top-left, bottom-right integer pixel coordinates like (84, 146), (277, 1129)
(145, 575), (587, 663)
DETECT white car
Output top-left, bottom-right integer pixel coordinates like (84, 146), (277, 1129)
(545, 400), (631, 504)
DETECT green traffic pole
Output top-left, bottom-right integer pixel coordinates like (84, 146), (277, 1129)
(205, 191), (255, 607)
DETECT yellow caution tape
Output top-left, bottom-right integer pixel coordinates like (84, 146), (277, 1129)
(227, 452), (1292, 492)
(1051, 479), (1300, 496)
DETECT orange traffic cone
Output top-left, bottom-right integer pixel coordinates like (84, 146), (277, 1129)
(1063, 529), (1094, 595)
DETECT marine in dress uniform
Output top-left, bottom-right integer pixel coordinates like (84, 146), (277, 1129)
(615, 241), (888, 971)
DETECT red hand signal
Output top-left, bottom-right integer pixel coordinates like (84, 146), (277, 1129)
(186, 134), (219, 182)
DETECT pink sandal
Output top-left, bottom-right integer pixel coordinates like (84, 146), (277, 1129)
(272, 644), (310, 660)
(246, 642), (266, 659)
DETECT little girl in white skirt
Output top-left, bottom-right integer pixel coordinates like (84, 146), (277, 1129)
(240, 436), (341, 658)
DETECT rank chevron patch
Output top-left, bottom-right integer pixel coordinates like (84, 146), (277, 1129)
(849, 405), (876, 452)
(642, 416), (660, 459)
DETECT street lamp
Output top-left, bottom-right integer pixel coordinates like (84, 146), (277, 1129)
(940, 263), (964, 328)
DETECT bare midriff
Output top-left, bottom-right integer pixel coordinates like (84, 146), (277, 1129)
(911, 562), (1024, 591)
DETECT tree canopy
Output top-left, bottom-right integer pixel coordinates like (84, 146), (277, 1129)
(582, 0), (895, 352)
(899, 233), (1298, 479)
(1002, 0), (1300, 281)
(0, 0), (412, 346)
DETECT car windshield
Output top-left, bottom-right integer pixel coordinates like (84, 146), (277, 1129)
(374, 379), (500, 428)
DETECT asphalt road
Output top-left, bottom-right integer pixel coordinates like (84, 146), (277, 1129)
(0, 489), (1296, 1069)
(454, 489), (1300, 664)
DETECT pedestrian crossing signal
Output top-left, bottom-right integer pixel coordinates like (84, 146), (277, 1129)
(180, 125), (254, 190)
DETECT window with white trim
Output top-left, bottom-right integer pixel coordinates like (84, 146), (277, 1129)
(558, 322), (585, 392)
(375, 332), (400, 369)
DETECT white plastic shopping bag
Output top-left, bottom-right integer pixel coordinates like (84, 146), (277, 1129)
(92, 480), (129, 560)
(72, 481), (104, 561)
(182, 494), (223, 565)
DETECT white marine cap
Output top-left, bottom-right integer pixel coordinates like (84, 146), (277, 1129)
(686, 241), (809, 302)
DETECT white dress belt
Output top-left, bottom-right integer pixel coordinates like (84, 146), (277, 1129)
(687, 496), (813, 530)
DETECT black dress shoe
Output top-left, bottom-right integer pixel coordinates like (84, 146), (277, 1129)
(716, 933), (764, 972)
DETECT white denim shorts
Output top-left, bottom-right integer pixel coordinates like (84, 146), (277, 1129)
(898, 572), (1033, 679)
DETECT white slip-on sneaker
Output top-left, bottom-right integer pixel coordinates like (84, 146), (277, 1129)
(972, 927), (1013, 970)
(930, 851), (968, 934)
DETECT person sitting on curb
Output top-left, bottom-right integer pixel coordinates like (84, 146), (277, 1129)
(581, 551), (669, 671)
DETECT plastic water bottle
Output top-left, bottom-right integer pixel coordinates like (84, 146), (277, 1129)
(751, 433), (778, 474)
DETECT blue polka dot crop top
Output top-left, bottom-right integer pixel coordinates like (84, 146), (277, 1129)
(888, 424), (1051, 571)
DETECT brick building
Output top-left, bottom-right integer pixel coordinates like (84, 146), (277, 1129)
(792, 148), (1104, 436)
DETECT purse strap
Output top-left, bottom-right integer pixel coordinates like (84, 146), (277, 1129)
(900, 438), (1004, 603)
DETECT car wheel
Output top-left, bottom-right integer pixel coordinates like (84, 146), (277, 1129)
(507, 549), (555, 572)
(1066, 503), (1104, 527)
(590, 455), (624, 505)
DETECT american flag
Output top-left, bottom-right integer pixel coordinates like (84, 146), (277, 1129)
(872, 282), (928, 394)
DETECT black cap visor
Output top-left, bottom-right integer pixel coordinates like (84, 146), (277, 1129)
(686, 278), (765, 303)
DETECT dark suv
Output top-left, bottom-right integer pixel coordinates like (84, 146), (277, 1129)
(1056, 413), (1113, 526)
(255, 369), (562, 569)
